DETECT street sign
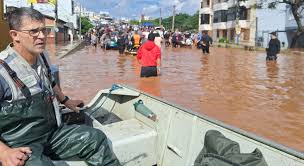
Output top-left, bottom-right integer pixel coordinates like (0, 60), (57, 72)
(27, 0), (56, 5)
(235, 24), (241, 35)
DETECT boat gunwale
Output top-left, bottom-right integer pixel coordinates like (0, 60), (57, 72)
(119, 84), (304, 160)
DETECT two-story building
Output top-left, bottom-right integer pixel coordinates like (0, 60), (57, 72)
(199, 0), (256, 46)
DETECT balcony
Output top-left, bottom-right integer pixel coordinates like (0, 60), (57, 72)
(213, 22), (227, 29)
(200, 8), (213, 14)
(200, 24), (212, 31)
(226, 20), (251, 29)
(213, 1), (228, 11)
(200, 0), (212, 9)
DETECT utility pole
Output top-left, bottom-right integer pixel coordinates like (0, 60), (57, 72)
(159, 7), (162, 26)
(54, 0), (58, 44)
(235, 0), (241, 45)
(171, 5), (176, 32)
(79, 4), (82, 39)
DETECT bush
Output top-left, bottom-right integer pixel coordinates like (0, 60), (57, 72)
(218, 37), (229, 43)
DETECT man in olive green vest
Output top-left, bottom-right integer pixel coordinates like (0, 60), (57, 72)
(0, 7), (120, 166)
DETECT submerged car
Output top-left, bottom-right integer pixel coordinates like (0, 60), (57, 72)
(104, 39), (118, 50)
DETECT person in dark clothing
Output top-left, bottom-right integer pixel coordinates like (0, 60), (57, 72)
(266, 32), (281, 61)
(137, 32), (161, 77)
(117, 32), (127, 55)
(200, 31), (213, 54)
(164, 31), (171, 47)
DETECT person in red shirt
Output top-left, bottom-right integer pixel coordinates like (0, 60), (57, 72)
(137, 32), (161, 77)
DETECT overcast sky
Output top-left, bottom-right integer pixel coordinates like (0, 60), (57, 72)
(75, 0), (199, 19)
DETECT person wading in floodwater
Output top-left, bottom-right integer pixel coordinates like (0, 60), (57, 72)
(200, 31), (212, 54)
(137, 32), (161, 77)
(266, 32), (281, 61)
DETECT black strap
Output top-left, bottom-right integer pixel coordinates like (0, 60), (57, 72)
(0, 59), (32, 101)
(40, 53), (52, 81)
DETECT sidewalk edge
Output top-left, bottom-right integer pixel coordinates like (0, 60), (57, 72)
(58, 41), (85, 59)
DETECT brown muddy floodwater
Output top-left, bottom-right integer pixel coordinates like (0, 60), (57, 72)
(54, 45), (304, 152)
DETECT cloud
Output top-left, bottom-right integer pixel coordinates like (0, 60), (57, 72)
(75, 0), (199, 19)
(142, 5), (159, 15)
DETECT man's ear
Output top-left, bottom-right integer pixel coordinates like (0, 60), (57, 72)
(9, 30), (20, 43)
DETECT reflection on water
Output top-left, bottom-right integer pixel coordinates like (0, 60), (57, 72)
(56, 46), (304, 151)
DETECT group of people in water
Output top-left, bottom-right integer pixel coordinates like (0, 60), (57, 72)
(83, 25), (281, 78)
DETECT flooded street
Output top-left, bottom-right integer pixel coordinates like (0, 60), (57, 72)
(54, 46), (304, 151)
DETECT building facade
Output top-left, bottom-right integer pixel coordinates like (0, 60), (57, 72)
(4, 0), (78, 43)
(199, 0), (257, 46)
(199, 0), (303, 48)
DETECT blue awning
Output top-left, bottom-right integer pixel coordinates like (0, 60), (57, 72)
(141, 22), (154, 27)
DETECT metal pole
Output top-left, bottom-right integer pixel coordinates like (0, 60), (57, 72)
(171, 5), (176, 32)
(236, 0), (240, 45)
(255, 17), (258, 47)
(79, 4), (82, 38)
(159, 8), (162, 26)
(55, 0), (58, 44)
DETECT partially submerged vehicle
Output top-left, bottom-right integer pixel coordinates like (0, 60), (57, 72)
(125, 46), (139, 56)
(55, 84), (304, 166)
(104, 39), (119, 50)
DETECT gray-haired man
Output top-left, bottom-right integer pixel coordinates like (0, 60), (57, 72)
(0, 7), (120, 166)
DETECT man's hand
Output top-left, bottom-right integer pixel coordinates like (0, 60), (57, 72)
(157, 68), (161, 75)
(0, 147), (32, 166)
(64, 99), (84, 113)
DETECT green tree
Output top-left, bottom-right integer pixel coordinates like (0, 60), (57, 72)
(130, 11), (199, 32)
(80, 17), (93, 35)
(130, 20), (140, 25)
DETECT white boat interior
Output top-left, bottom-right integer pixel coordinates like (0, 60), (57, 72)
(54, 84), (304, 166)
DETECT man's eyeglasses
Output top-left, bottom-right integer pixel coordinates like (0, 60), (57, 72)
(16, 27), (49, 37)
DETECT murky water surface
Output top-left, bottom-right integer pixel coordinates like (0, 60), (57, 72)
(52, 46), (304, 151)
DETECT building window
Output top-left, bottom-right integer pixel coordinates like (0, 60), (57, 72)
(221, 10), (227, 22)
(201, 14), (210, 24)
(243, 29), (250, 40)
(213, 10), (227, 23)
(239, 6), (248, 20)
(223, 30), (227, 38)
(201, 2), (203, 8)
(207, 0), (210, 6)
(217, 30), (220, 38)
(227, 7), (236, 21)
(230, 29), (235, 41)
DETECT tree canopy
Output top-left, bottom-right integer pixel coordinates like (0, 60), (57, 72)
(131, 11), (199, 32)
(80, 17), (94, 35)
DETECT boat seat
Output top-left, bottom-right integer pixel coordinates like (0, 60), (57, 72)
(53, 159), (86, 166)
(53, 119), (157, 166)
(98, 118), (158, 166)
